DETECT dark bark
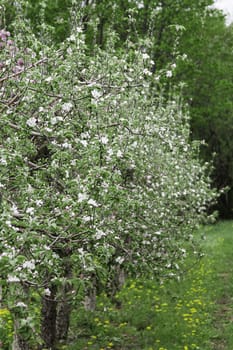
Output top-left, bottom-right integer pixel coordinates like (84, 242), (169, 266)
(41, 284), (57, 349)
(84, 281), (97, 311)
(56, 294), (71, 342)
(56, 258), (73, 342)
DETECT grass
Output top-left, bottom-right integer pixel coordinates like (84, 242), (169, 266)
(68, 221), (233, 350)
(1, 221), (233, 349)
(203, 221), (233, 350)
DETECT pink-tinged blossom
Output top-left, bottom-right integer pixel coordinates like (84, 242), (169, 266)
(17, 58), (24, 66)
(0, 29), (10, 42)
(12, 65), (24, 73)
(7, 39), (13, 46)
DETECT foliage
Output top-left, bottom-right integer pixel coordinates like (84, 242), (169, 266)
(0, 1), (220, 348)
(0, 308), (13, 349)
(176, 13), (233, 218)
(3, 0), (232, 218)
(2, 0), (215, 47)
(1, 0), (72, 44)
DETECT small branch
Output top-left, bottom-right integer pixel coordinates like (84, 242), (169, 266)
(0, 57), (48, 84)
(27, 161), (47, 170)
(102, 122), (155, 137)
(28, 86), (63, 99)
(6, 121), (43, 137)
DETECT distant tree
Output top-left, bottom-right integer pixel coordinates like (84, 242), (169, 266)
(175, 10), (233, 217)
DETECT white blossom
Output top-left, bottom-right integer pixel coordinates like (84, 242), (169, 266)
(80, 139), (88, 147)
(67, 47), (72, 55)
(11, 204), (20, 216)
(5, 220), (12, 227)
(78, 192), (88, 202)
(155, 231), (162, 235)
(16, 302), (27, 308)
(67, 34), (76, 42)
(76, 26), (83, 33)
(88, 198), (98, 207)
(44, 288), (51, 296)
(45, 76), (53, 83)
(0, 158), (7, 165)
(142, 53), (150, 60)
(107, 148), (113, 156)
(51, 116), (63, 125)
(100, 136), (108, 144)
(26, 117), (37, 128)
(62, 102), (73, 113)
(7, 275), (20, 283)
(26, 207), (35, 215)
(95, 229), (106, 240)
(78, 248), (85, 256)
(137, 2), (144, 9)
(143, 68), (152, 76)
(82, 216), (91, 224)
(116, 150), (123, 158)
(115, 256), (124, 264)
(166, 70), (173, 78)
(62, 142), (72, 149)
(22, 260), (35, 270)
(91, 89), (102, 100)
(35, 200), (43, 206)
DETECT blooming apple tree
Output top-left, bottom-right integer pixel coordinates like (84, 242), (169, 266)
(0, 24), (217, 348)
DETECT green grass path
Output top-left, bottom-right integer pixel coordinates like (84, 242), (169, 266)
(69, 221), (233, 350)
(203, 221), (233, 350)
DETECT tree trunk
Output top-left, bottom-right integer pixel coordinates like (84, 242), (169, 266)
(56, 258), (72, 343)
(12, 319), (30, 350)
(84, 286), (97, 311)
(41, 284), (57, 349)
(56, 286), (71, 342)
(107, 266), (126, 307)
(84, 274), (97, 311)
